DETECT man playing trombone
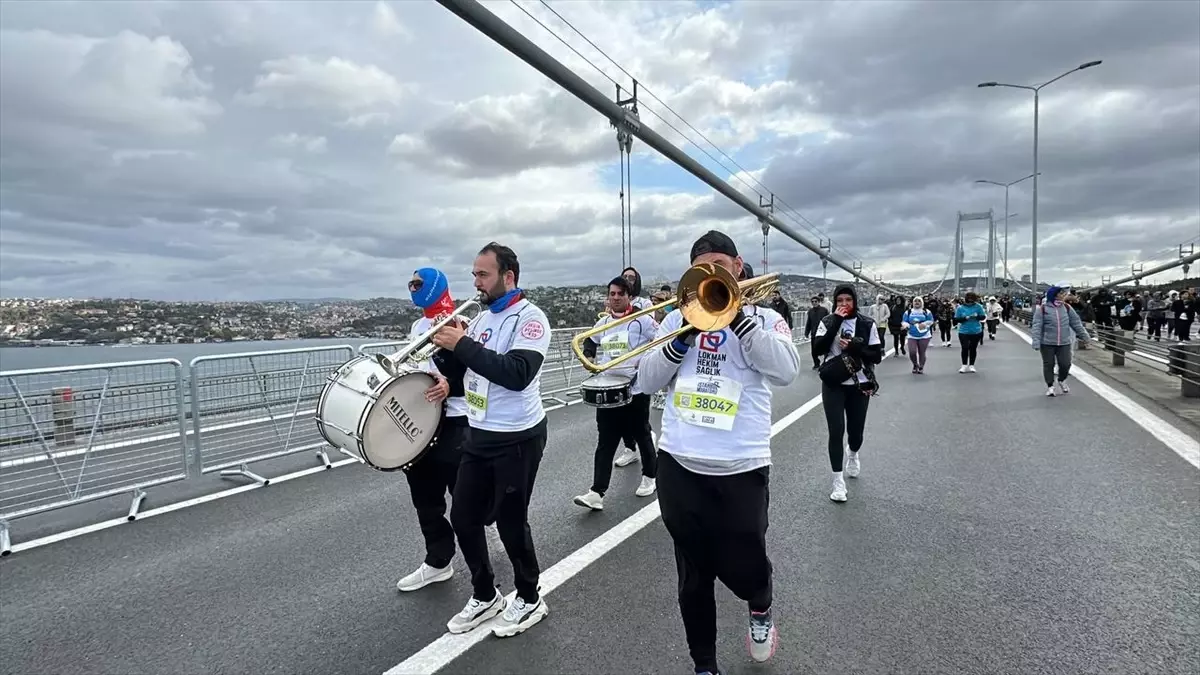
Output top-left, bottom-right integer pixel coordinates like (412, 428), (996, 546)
(394, 268), (471, 593)
(573, 275), (659, 511)
(636, 230), (800, 674)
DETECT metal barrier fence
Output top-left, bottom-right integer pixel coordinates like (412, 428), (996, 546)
(0, 359), (189, 533)
(189, 345), (357, 483)
(1015, 308), (1200, 397)
(0, 323), (812, 553)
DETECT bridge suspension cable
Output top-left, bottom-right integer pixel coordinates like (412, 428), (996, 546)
(506, 0), (882, 285)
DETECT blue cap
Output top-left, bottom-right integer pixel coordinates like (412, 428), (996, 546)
(410, 268), (449, 308)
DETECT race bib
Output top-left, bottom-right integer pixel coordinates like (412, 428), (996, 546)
(600, 331), (630, 359)
(465, 372), (489, 422)
(673, 376), (742, 431)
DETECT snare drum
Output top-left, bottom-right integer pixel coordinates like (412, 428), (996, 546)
(580, 372), (634, 408)
(315, 354), (441, 471)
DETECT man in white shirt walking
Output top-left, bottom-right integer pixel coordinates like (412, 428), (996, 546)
(637, 230), (801, 675)
(431, 242), (552, 639)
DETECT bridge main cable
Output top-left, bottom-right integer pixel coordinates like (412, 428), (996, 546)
(436, 0), (901, 294)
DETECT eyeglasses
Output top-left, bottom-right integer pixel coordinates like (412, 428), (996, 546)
(407, 280), (423, 292)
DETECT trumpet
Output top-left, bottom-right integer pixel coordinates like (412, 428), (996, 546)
(571, 263), (779, 373)
(376, 293), (486, 377)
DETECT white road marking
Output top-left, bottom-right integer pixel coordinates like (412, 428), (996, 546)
(384, 387), (830, 675)
(1003, 322), (1199, 470)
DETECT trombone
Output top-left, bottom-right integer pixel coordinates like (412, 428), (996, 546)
(571, 263), (779, 373)
(376, 293), (486, 377)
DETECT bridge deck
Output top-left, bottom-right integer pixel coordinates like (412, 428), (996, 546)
(1, 324), (1197, 675)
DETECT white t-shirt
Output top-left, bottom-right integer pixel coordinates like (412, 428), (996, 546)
(631, 296), (653, 311)
(588, 310), (658, 395)
(638, 305), (800, 469)
(815, 315), (882, 385)
(410, 317), (467, 418)
(462, 298), (552, 433)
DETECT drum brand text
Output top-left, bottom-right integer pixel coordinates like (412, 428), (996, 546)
(385, 396), (421, 443)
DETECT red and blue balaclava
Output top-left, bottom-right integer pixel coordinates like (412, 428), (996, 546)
(410, 267), (456, 320)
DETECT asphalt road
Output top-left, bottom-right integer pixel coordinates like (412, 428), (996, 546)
(2, 331), (1197, 675)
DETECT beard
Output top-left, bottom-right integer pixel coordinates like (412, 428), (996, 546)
(480, 281), (507, 304)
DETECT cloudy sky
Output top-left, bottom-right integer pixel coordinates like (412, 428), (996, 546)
(1, 0), (1197, 301)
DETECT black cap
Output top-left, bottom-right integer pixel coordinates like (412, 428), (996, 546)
(690, 230), (739, 262)
(740, 262), (754, 280)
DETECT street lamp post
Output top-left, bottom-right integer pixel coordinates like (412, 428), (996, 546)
(975, 174), (1037, 278)
(978, 60), (1102, 289)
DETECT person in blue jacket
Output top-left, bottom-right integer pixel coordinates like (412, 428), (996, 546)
(954, 292), (986, 373)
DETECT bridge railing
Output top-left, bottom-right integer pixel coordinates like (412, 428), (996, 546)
(1015, 308), (1200, 398)
(0, 324), (811, 553)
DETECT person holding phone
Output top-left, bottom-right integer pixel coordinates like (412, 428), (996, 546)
(811, 285), (883, 502)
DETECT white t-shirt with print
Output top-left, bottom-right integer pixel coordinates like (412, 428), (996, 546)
(411, 317), (468, 418)
(462, 298), (552, 433)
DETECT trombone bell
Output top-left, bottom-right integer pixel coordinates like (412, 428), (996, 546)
(570, 263), (779, 373)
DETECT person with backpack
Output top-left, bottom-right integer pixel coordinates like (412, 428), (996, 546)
(812, 285), (883, 503)
(1031, 284), (1091, 397)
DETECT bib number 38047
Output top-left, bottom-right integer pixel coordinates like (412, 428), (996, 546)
(673, 376), (741, 431)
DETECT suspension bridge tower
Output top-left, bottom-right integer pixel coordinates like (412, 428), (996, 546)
(954, 210), (997, 297)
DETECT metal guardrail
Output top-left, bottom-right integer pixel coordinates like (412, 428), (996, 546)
(1015, 308), (1200, 397)
(0, 323), (812, 554)
(0, 359), (189, 531)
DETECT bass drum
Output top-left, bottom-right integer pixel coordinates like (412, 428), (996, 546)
(580, 372), (634, 408)
(315, 354), (441, 471)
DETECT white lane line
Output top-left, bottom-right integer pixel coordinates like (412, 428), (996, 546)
(5, 400), (590, 555)
(1003, 322), (1199, 470)
(384, 387), (829, 675)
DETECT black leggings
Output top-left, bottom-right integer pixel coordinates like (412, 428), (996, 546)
(890, 328), (904, 354)
(821, 383), (870, 471)
(938, 320), (952, 342)
(593, 394), (657, 494)
(959, 333), (982, 365)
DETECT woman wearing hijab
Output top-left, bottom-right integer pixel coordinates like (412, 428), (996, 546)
(902, 296), (935, 374)
(1031, 284), (1091, 396)
(812, 285), (883, 502)
(954, 292), (986, 373)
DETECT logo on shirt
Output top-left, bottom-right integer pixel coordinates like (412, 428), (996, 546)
(699, 330), (727, 352)
(478, 328), (493, 345)
(520, 320), (546, 340)
(773, 319), (791, 335)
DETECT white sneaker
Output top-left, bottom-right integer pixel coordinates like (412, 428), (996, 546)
(614, 447), (639, 467)
(1059, 381), (1070, 394)
(844, 450), (860, 478)
(635, 476), (656, 497)
(1045, 386), (1056, 397)
(747, 609), (779, 663)
(492, 595), (549, 638)
(447, 590), (506, 634)
(572, 490), (604, 510)
(830, 473), (847, 502)
(968, 365), (977, 373)
(958, 365), (969, 374)
(396, 562), (453, 592)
